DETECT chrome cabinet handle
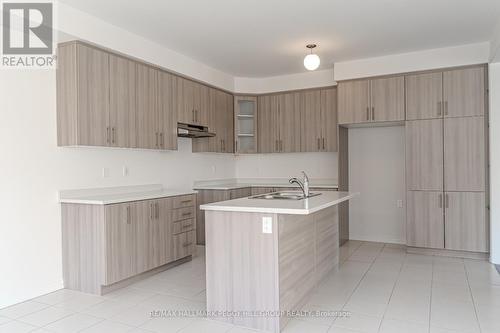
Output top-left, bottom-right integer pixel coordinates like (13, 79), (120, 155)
(106, 127), (110, 144)
(155, 132), (159, 148)
(181, 224), (193, 229)
(150, 203), (154, 219)
(317, 138), (320, 150)
(444, 101), (448, 116)
(438, 193), (443, 208)
(371, 107), (375, 120)
(181, 199), (192, 204)
(366, 107), (370, 121)
(322, 138), (325, 150)
(437, 101), (442, 117)
(126, 206), (131, 224)
(182, 242), (193, 247)
(445, 194), (449, 208)
(182, 212), (191, 217)
(159, 132), (163, 148)
(279, 140), (283, 152)
(156, 202), (159, 219)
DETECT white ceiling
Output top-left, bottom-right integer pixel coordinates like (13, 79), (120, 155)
(59, 0), (500, 77)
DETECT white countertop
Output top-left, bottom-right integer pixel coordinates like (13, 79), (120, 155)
(59, 185), (196, 205)
(193, 178), (338, 191)
(200, 191), (357, 215)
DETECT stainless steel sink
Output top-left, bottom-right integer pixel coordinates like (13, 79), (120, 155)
(250, 191), (321, 200)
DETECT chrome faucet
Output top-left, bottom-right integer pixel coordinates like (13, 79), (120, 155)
(289, 171), (310, 197)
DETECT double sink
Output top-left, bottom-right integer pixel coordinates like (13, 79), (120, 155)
(250, 191), (321, 200)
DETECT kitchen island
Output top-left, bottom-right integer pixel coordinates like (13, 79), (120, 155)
(200, 191), (356, 332)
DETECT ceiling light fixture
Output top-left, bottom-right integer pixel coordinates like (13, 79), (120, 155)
(304, 44), (320, 71)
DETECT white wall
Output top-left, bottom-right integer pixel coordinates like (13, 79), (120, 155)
(56, 3), (234, 91)
(0, 69), (236, 308)
(234, 153), (337, 180)
(348, 126), (406, 244)
(334, 42), (490, 81)
(233, 69), (336, 94)
(489, 63), (500, 264)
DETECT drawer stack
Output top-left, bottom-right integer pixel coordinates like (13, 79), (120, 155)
(171, 195), (196, 259)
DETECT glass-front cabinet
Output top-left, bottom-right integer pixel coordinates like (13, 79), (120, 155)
(234, 96), (258, 154)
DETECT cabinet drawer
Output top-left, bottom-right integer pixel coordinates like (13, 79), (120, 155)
(172, 219), (195, 235)
(171, 206), (195, 221)
(173, 230), (195, 260)
(172, 195), (196, 209)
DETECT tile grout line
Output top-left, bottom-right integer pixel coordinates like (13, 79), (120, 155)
(428, 255), (435, 333)
(463, 258), (483, 333)
(327, 242), (384, 331)
(376, 245), (407, 333)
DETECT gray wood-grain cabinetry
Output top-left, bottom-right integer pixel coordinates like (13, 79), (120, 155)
(196, 188), (252, 245)
(406, 191), (444, 249)
(61, 194), (196, 295)
(405, 119), (444, 191)
(444, 192), (488, 252)
(338, 76), (404, 125)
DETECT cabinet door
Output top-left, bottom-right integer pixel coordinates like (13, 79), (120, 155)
(279, 92), (301, 152)
(213, 90), (227, 152)
(192, 88), (216, 153)
(405, 72), (443, 120)
(224, 92), (234, 153)
(158, 71), (178, 150)
(159, 199), (174, 264)
(257, 95), (279, 153)
(444, 117), (485, 192)
(180, 78), (196, 124)
(76, 44), (110, 146)
(136, 64), (158, 149)
(443, 67), (485, 118)
(196, 190), (230, 245)
(300, 90), (322, 152)
(406, 119), (444, 191)
(104, 203), (136, 284)
(337, 80), (370, 124)
(445, 192), (487, 252)
(109, 54), (136, 148)
(229, 188), (252, 199)
(406, 191), (444, 249)
(321, 88), (338, 152)
(370, 76), (405, 122)
(197, 84), (209, 126)
(134, 200), (153, 273)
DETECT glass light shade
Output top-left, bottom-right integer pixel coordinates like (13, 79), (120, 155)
(304, 53), (320, 71)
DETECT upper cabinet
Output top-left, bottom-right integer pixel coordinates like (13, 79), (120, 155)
(258, 88), (337, 154)
(443, 67), (485, 118)
(177, 78), (209, 126)
(234, 96), (258, 154)
(338, 76), (404, 125)
(406, 67), (486, 120)
(57, 43), (110, 147)
(57, 41), (177, 151)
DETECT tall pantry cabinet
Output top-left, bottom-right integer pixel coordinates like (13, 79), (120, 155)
(405, 66), (488, 253)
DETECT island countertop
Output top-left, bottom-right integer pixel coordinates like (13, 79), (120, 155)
(200, 191), (357, 215)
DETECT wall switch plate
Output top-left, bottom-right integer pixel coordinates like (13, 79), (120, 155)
(262, 217), (273, 234)
(397, 199), (403, 208)
(122, 166), (128, 176)
(102, 167), (109, 178)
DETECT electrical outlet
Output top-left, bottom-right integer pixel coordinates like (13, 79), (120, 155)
(397, 199), (403, 208)
(262, 217), (273, 234)
(122, 166), (128, 176)
(211, 165), (216, 174)
(102, 167), (109, 178)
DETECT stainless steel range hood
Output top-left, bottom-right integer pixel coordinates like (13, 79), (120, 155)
(177, 123), (215, 138)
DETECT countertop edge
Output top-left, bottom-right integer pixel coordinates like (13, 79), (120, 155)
(193, 184), (339, 191)
(59, 190), (197, 205)
(200, 193), (357, 215)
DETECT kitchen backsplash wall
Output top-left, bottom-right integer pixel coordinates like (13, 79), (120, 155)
(234, 152), (338, 180)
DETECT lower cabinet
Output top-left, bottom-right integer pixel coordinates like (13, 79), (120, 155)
(406, 191), (444, 249)
(62, 194), (196, 295)
(196, 188), (252, 245)
(406, 190), (488, 253)
(444, 192), (488, 253)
